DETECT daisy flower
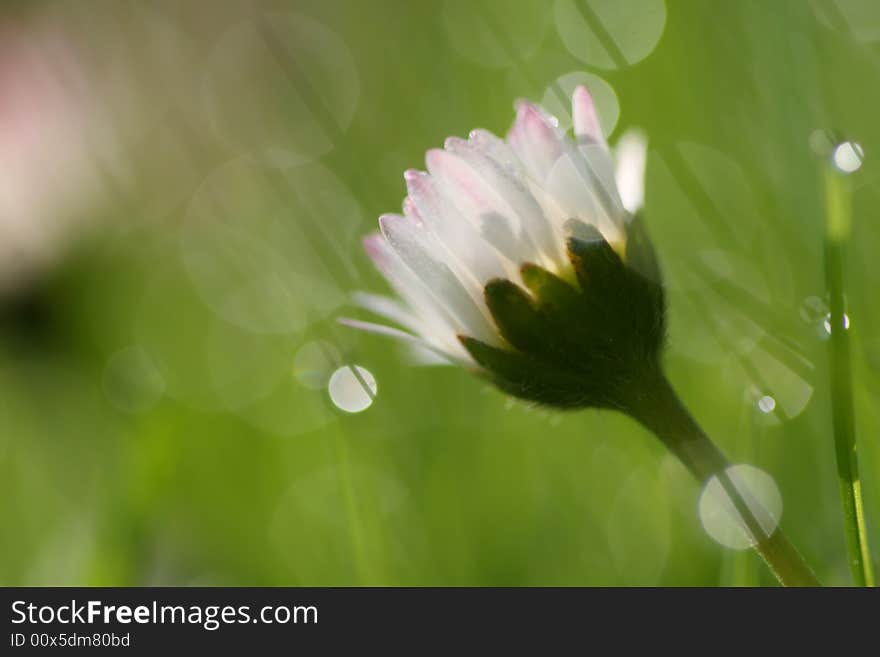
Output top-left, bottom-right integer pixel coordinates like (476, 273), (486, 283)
(342, 86), (659, 411)
(339, 85), (820, 587)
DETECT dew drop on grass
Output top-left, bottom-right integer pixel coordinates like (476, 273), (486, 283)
(757, 395), (776, 414)
(698, 464), (782, 550)
(800, 296), (843, 340)
(832, 141), (864, 174)
(328, 365), (377, 413)
(822, 312), (850, 336)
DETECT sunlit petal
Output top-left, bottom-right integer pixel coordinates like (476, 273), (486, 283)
(615, 131), (648, 215)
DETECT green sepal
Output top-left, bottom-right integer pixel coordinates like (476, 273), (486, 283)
(461, 224), (667, 411)
(520, 263), (581, 310)
(483, 278), (548, 355)
(567, 220), (665, 361)
(458, 336), (617, 409)
(566, 220), (624, 295)
(519, 262), (600, 363)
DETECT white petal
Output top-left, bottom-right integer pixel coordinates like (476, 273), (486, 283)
(506, 101), (565, 182)
(379, 214), (499, 344)
(423, 148), (538, 269)
(402, 195), (423, 223)
(614, 130), (647, 215)
(337, 317), (421, 343)
(571, 86), (623, 221)
(442, 140), (566, 267)
(507, 100), (624, 245)
(570, 141), (626, 242)
(363, 233), (459, 344)
(468, 129), (521, 175)
(405, 343), (457, 366)
(337, 317), (468, 364)
(351, 291), (423, 333)
(572, 85), (606, 149)
(405, 169), (508, 283)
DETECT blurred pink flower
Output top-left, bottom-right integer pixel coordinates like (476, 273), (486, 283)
(0, 22), (116, 295)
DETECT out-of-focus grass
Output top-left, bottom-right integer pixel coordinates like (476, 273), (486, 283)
(0, 0), (878, 585)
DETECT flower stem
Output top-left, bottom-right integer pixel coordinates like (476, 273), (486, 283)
(823, 169), (875, 587)
(625, 369), (821, 587)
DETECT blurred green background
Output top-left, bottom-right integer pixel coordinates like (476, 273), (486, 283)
(1, 0), (879, 586)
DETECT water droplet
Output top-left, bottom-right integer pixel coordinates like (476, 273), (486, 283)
(800, 296), (838, 340)
(757, 395), (776, 414)
(699, 464), (783, 550)
(328, 365), (377, 413)
(294, 340), (341, 390)
(102, 346), (165, 413)
(738, 347), (814, 423)
(823, 312), (850, 336)
(832, 141), (863, 174)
